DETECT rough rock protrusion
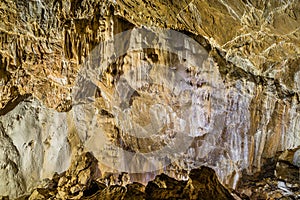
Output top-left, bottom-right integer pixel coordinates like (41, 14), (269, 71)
(25, 152), (102, 200)
(275, 147), (300, 183)
(145, 166), (235, 200)
(24, 165), (236, 200)
(187, 167), (235, 200)
(56, 152), (101, 199)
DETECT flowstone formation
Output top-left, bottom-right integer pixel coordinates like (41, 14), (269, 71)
(0, 0), (299, 199)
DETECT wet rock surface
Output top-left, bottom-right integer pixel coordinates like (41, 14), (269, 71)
(0, 0), (299, 199)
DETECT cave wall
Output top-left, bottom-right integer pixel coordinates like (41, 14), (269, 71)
(0, 0), (299, 198)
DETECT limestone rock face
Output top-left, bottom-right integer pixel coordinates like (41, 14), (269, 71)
(0, 98), (71, 198)
(0, 122), (25, 198)
(0, 0), (299, 199)
(116, 0), (300, 73)
(0, 0), (114, 111)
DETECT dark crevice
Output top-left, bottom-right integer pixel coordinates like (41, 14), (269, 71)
(0, 94), (31, 116)
(83, 181), (102, 197)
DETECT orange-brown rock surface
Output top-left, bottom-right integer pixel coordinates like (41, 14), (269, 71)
(0, 0), (299, 199)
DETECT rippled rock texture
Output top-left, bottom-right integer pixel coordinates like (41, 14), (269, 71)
(0, 0), (299, 199)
